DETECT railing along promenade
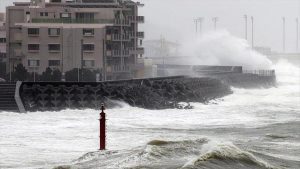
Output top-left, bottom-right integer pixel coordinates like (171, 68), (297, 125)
(243, 70), (275, 77)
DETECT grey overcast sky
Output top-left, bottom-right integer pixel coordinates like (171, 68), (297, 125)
(1, 0), (299, 52)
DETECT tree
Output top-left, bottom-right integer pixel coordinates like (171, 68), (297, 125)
(40, 67), (53, 81)
(65, 68), (79, 82)
(65, 68), (96, 82)
(82, 68), (95, 82)
(52, 69), (62, 81)
(12, 64), (29, 81)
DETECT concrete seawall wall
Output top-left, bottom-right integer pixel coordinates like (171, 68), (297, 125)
(0, 72), (277, 112)
(19, 76), (232, 111)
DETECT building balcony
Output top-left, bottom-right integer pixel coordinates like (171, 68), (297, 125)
(32, 18), (115, 24)
(111, 50), (130, 57)
(129, 32), (144, 39)
(112, 65), (131, 73)
(127, 16), (144, 23)
(114, 19), (130, 26)
(111, 34), (130, 41)
(129, 47), (144, 55)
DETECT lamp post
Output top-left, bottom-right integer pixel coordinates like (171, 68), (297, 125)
(296, 18), (299, 51)
(251, 16), (254, 48)
(194, 17), (204, 36)
(212, 17), (218, 31)
(194, 19), (198, 35)
(81, 39), (83, 82)
(282, 17), (286, 53)
(198, 17), (204, 35)
(244, 15), (248, 40)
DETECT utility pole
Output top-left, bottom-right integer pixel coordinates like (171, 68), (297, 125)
(194, 18), (198, 35)
(61, 27), (64, 80)
(283, 17), (286, 53)
(194, 17), (204, 36)
(198, 17), (204, 35)
(81, 39), (84, 81)
(244, 15), (248, 40)
(296, 18), (299, 51)
(251, 16), (254, 48)
(212, 17), (218, 31)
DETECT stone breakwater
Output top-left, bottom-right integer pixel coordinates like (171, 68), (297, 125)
(20, 76), (232, 111)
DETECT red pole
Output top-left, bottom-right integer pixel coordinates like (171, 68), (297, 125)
(99, 104), (106, 150)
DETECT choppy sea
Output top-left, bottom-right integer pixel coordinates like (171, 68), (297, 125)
(0, 60), (299, 169)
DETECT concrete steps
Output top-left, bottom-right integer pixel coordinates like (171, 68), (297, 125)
(0, 83), (19, 112)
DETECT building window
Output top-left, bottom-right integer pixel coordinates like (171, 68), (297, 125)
(45, 12), (48, 16)
(28, 59), (40, 67)
(28, 44), (40, 51)
(49, 60), (60, 67)
(51, 0), (62, 2)
(0, 38), (6, 43)
(60, 13), (71, 18)
(48, 28), (60, 36)
(83, 29), (94, 36)
(40, 12), (44, 16)
(48, 44), (60, 51)
(83, 60), (95, 68)
(83, 44), (94, 51)
(76, 13), (94, 22)
(28, 28), (39, 36)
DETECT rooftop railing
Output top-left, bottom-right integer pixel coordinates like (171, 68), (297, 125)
(243, 70), (276, 76)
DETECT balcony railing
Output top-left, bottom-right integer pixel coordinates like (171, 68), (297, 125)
(127, 16), (145, 23)
(111, 34), (130, 41)
(129, 47), (144, 55)
(111, 50), (130, 57)
(114, 19), (130, 26)
(32, 18), (135, 26)
(129, 32), (144, 38)
(32, 18), (115, 24)
(112, 65), (131, 73)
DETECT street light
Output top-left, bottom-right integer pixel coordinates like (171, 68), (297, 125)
(296, 18), (299, 51)
(194, 17), (204, 36)
(282, 17), (286, 53)
(251, 16), (254, 48)
(244, 15), (248, 40)
(212, 17), (218, 31)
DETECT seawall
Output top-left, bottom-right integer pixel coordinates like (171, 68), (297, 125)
(0, 71), (277, 112)
(19, 76), (232, 111)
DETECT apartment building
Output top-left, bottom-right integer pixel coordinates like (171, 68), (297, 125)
(0, 13), (6, 78)
(7, 0), (144, 80)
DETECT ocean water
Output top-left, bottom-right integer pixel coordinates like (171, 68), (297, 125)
(0, 60), (299, 169)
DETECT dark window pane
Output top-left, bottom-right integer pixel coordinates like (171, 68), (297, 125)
(28, 28), (39, 35)
(83, 44), (94, 51)
(48, 28), (60, 36)
(28, 44), (40, 51)
(83, 28), (94, 36)
(48, 44), (60, 51)
(49, 60), (60, 66)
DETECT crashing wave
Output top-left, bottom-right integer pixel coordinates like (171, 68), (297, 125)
(183, 142), (276, 169)
(61, 138), (279, 169)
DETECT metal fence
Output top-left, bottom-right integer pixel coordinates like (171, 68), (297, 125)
(243, 70), (275, 76)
